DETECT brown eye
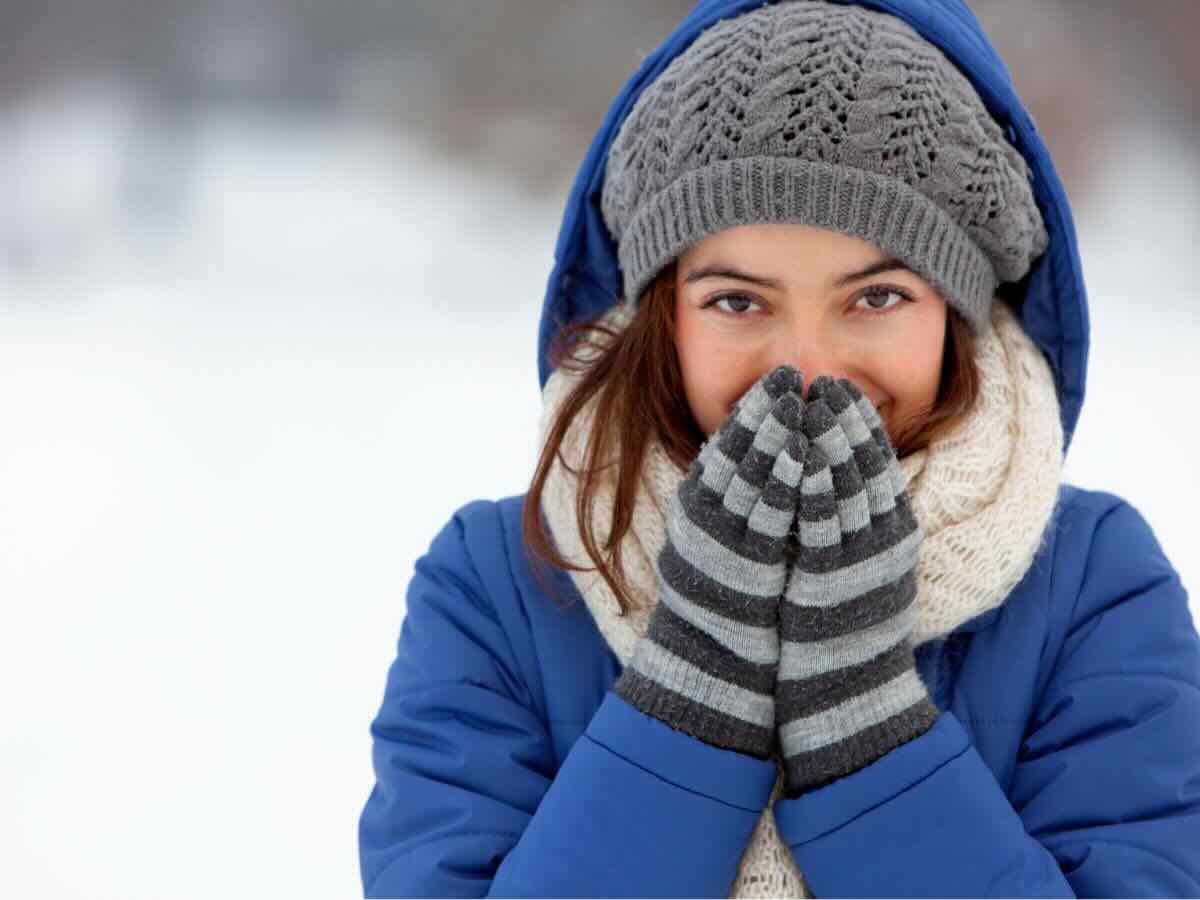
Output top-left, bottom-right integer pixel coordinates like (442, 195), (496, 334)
(702, 294), (761, 316)
(853, 286), (912, 315)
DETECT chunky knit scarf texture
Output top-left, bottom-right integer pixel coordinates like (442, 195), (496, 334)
(537, 298), (1064, 897)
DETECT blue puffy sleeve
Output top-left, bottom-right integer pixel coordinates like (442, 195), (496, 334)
(1012, 498), (1200, 895)
(358, 500), (778, 898)
(357, 500), (554, 897)
(771, 495), (1200, 897)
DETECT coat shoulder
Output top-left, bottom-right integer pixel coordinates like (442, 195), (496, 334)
(1050, 481), (1176, 586)
(420, 495), (563, 718)
(1045, 481), (1190, 654)
(445, 492), (552, 599)
(421, 493), (602, 722)
(962, 481), (1183, 672)
(1056, 481), (1137, 522)
(426, 494), (529, 600)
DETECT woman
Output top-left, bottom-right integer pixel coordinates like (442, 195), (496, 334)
(358, 1), (1200, 896)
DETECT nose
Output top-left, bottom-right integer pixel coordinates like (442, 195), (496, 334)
(778, 332), (844, 402)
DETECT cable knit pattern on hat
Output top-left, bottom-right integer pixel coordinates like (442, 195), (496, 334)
(537, 297), (1064, 898)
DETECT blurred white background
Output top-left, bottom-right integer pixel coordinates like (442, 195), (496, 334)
(1, 1), (1197, 897)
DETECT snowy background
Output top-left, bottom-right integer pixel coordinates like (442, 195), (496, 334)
(1, 2), (1197, 897)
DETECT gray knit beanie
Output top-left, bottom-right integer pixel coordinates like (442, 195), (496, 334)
(600, 0), (1049, 335)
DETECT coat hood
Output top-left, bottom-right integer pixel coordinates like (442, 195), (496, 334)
(535, 0), (1090, 457)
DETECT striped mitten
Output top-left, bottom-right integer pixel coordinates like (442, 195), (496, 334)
(613, 365), (808, 760)
(777, 375), (941, 796)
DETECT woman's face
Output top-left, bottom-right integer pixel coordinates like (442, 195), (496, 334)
(673, 223), (948, 448)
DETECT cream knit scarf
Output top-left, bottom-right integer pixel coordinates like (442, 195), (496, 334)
(537, 298), (1064, 898)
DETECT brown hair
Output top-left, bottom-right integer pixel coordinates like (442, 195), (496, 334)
(521, 259), (982, 615)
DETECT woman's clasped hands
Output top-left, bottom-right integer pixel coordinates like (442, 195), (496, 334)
(613, 365), (941, 798)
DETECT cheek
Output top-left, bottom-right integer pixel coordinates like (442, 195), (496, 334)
(878, 311), (945, 409)
(675, 316), (756, 436)
(916, 312), (948, 398)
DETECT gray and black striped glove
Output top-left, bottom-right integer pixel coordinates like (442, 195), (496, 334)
(613, 365), (807, 760)
(777, 375), (941, 796)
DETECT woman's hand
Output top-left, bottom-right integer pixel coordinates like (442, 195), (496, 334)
(613, 364), (808, 760)
(776, 375), (940, 796)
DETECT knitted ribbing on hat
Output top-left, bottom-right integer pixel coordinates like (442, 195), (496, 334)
(537, 297), (1064, 897)
(600, 0), (1049, 335)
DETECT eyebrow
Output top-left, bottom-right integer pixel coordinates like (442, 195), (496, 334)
(682, 257), (915, 289)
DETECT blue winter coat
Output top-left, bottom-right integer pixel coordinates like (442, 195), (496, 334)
(358, 1), (1200, 896)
